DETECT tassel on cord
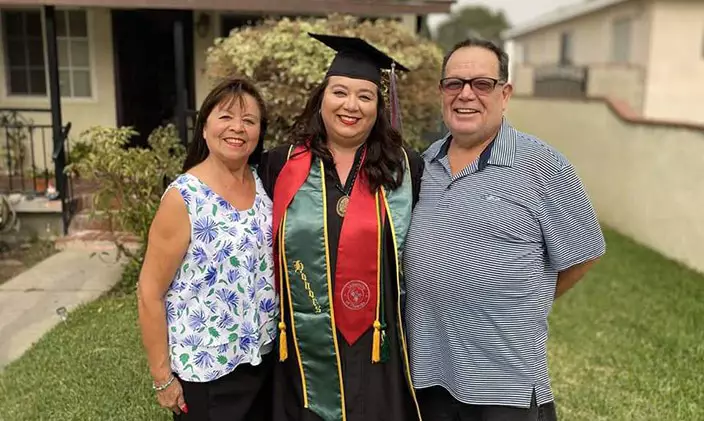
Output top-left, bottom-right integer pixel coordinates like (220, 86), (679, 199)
(278, 322), (288, 361)
(372, 320), (382, 363)
(277, 233), (288, 362)
(372, 191), (383, 364)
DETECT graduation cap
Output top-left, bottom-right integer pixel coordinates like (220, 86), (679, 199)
(309, 32), (408, 131)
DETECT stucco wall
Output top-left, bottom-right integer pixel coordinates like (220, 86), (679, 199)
(512, 0), (650, 67)
(586, 64), (645, 112)
(505, 96), (704, 274)
(0, 7), (117, 133)
(642, 0), (704, 125)
(0, 7), (116, 174)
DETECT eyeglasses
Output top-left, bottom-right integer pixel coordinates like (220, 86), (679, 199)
(439, 77), (505, 95)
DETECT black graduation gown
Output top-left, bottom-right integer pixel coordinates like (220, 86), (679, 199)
(257, 144), (424, 421)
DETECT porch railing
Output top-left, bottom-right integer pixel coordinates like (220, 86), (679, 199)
(0, 108), (72, 197)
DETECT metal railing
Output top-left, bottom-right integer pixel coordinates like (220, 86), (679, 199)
(0, 108), (72, 197)
(533, 64), (589, 99)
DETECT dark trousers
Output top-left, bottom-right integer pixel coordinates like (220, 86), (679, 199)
(174, 352), (274, 421)
(416, 386), (558, 421)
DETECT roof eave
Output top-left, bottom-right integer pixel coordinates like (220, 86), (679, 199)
(0, 0), (455, 15)
(502, 0), (628, 40)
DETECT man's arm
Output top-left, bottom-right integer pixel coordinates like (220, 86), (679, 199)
(555, 258), (599, 299)
(539, 163), (606, 299)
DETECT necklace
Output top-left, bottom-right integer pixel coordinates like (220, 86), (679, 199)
(334, 154), (362, 218)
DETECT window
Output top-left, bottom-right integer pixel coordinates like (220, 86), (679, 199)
(612, 18), (632, 63)
(519, 42), (530, 64)
(56, 10), (91, 97)
(2, 10), (47, 95)
(559, 31), (573, 65)
(1, 8), (91, 98)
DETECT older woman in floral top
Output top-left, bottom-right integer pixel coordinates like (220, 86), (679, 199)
(137, 78), (278, 421)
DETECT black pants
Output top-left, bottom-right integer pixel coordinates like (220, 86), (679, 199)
(174, 352), (274, 421)
(416, 386), (558, 421)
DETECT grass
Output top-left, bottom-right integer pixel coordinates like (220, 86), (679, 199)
(548, 229), (704, 420)
(0, 227), (702, 420)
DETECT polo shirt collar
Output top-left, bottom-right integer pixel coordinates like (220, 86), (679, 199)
(426, 117), (516, 169)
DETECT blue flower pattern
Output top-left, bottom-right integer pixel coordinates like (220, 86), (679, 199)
(164, 172), (277, 383)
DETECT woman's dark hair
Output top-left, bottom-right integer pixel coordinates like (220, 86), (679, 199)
(183, 78), (268, 172)
(288, 78), (404, 192)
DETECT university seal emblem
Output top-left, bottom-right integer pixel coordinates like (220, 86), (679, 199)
(340, 280), (370, 311)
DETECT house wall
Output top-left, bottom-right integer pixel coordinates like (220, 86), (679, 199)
(642, 0), (704, 124)
(513, 0), (650, 66)
(509, 0), (651, 113)
(0, 6), (116, 176)
(0, 7), (117, 136)
(506, 96), (704, 275)
(193, 11), (217, 108)
(0, 6), (424, 174)
(587, 64), (645, 112)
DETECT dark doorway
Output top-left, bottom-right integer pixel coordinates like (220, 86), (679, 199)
(111, 9), (195, 147)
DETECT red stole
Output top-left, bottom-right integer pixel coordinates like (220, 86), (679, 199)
(273, 145), (384, 345)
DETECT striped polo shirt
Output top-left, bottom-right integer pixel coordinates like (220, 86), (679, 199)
(403, 118), (606, 408)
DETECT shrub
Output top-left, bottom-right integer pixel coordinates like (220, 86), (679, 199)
(66, 125), (185, 290)
(205, 14), (444, 150)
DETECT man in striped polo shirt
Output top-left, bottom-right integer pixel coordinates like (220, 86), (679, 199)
(403, 38), (606, 421)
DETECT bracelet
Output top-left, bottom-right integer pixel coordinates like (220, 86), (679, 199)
(152, 375), (175, 391)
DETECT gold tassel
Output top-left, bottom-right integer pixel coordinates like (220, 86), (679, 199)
(278, 321), (288, 361)
(371, 320), (382, 363)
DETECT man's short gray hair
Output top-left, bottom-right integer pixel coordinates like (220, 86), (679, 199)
(441, 38), (510, 82)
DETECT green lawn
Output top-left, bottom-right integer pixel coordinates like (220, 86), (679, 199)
(0, 227), (702, 420)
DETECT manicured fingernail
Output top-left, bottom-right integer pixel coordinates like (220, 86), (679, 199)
(182, 404), (188, 413)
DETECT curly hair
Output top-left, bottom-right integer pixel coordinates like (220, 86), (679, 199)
(287, 78), (405, 192)
(183, 78), (268, 172)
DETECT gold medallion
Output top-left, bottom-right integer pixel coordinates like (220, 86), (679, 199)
(336, 195), (350, 217)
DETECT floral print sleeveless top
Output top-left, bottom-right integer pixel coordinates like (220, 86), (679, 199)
(163, 171), (278, 383)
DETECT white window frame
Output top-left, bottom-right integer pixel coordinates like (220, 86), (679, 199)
(56, 9), (93, 98)
(611, 17), (632, 64)
(0, 6), (96, 102)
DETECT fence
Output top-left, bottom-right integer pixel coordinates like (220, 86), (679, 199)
(533, 65), (589, 99)
(0, 108), (72, 197)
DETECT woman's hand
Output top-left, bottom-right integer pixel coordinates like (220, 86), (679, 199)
(155, 377), (188, 415)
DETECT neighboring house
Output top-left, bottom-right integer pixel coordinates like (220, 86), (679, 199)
(0, 0), (452, 156)
(503, 0), (704, 125)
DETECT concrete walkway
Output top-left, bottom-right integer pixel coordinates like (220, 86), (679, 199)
(0, 247), (125, 369)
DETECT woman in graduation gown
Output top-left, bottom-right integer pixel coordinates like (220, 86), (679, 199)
(257, 33), (424, 421)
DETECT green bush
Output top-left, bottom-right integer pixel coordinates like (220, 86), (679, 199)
(67, 137), (96, 171)
(66, 125), (185, 290)
(205, 14), (444, 150)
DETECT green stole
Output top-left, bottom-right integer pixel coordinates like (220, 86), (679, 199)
(271, 145), (413, 421)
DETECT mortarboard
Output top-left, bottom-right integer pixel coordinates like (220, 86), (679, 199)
(308, 32), (407, 131)
(308, 33), (408, 86)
